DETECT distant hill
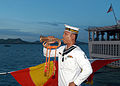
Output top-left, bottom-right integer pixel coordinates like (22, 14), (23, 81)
(0, 38), (40, 44)
(0, 38), (87, 44)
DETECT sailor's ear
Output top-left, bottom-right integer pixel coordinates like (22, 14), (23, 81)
(71, 33), (76, 41)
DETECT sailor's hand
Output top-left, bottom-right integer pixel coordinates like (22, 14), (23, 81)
(69, 82), (76, 86)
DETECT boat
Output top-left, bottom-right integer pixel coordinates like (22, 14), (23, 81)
(88, 24), (120, 68)
(4, 44), (11, 47)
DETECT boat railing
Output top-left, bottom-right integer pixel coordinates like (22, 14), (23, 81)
(89, 41), (120, 58)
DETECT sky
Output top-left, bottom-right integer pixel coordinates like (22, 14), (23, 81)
(0, 0), (120, 42)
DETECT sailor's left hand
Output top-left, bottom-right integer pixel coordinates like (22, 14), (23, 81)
(69, 82), (76, 86)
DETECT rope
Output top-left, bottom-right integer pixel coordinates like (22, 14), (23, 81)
(44, 48), (48, 76)
(42, 37), (60, 77)
(89, 58), (120, 60)
(47, 48), (51, 76)
(0, 71), (11, 75)
(0, 72), (8, 75)
(52, 49), (57, 77)
(44, 46), (58, 77)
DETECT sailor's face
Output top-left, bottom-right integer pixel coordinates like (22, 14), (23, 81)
(63, 31), (72, 44)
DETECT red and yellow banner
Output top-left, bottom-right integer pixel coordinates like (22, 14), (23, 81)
(11, 61), (58, 86)
(10, 59), (120, 86)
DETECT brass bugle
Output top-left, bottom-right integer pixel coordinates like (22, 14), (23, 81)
(40, 36), (63, 43)
(40, 36), (63, 48)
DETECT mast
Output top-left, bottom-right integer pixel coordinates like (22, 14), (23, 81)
(107, 3), (118, 25)
(111, 4), (118, 25)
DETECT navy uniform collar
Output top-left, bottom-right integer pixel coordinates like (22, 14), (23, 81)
(62, 45), (76, 56)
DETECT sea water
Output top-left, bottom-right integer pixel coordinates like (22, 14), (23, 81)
(0, 44), (120, 86)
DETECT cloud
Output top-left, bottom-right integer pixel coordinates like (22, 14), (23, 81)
(35, 21), (90, 32)
(0, 29), (38, 36)
(0, 29), (41, 41)
(0, 18), (89, 30)
(0, 18), (89, 42)
(35, 21), (67, 27)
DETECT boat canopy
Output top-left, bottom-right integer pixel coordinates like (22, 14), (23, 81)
(88, 25), (120, 32)
(88, 25), (120, 41)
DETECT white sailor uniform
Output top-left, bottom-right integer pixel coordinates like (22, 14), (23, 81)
(43, 45), (93, 86)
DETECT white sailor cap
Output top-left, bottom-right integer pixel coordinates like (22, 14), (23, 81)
(64, 24), (79, 34)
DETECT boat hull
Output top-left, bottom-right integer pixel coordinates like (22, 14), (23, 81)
(90, 57), (120, 68)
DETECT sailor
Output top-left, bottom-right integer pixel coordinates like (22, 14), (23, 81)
(43, 24), (93, 86)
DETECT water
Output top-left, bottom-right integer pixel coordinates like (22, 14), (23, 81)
(0, 44), (120, 86)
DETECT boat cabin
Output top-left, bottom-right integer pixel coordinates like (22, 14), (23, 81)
(88, 25), (120, 58)
(88, 25), (120, 41)
(88, 25), (120, 67)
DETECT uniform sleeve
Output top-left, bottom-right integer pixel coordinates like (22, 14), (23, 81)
(43, 47), (59, 57)
(74, 51), (93, 85)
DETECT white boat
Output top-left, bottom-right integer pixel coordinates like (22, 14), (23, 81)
(88, 25), (120, 68)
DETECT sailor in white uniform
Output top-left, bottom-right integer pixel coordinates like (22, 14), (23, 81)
(43, 24), (93, 86)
